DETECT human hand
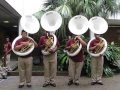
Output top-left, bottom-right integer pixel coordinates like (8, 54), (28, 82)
(99, 54), (103, 56)
(76, 35), (81, 39)
(65, 46), (71, 50)
(21, 41), (29, 46)
(48, 49), (54, 53)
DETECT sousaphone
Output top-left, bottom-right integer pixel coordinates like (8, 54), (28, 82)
(12, 15), (40, 56)
(87, 16), (108, 57)
(40, 11), (62, 55)
(66, 15), (89, 56)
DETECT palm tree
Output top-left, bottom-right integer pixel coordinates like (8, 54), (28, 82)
(44, 0), (119, 18)
(43, 0), (119, 40)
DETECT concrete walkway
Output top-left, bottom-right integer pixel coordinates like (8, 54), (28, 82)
(0, 75), (120, 90)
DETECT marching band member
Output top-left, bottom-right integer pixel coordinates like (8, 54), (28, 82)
(66, 35), (86, 86)
(14, 30), (38, 88)
(39, 31), (59, 87)
(89, 34), (104, 85)
(3, 37), (12, 70)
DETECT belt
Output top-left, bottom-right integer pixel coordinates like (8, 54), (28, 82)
(19, 54), (32, 58)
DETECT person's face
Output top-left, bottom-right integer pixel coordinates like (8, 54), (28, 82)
(72, 34), (76, 39)
(68, 36), (71, 39)
(21, 32), (27, 38)
(6, 38), (9, 42)
(46, 31), (50, 36)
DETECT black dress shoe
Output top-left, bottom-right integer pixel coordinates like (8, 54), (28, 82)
(50, 83), (56, 87)
(2, 75), (7, 79)
(18, 85), (24, 88)
(97, 82), (104, 85)
(68, 80), (73, 86)
(43, 83), (49, 87)
(74, 82), (79, 86)
(91, 82), (97, 85)
(27, 85), (32, 88)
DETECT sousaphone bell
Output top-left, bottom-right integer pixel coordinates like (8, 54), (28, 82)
(66, 15), (89, 56)
(12, 15), (40, 56)
(87, 16), (108, 57)
(40, 11), (62, 55)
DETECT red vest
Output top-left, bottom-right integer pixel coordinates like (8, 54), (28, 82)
(66, 38), (84, 62)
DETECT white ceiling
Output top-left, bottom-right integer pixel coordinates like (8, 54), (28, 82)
(5, 0), (46, 16)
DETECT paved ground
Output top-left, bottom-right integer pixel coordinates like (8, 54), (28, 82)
(0, 75), (120, 90)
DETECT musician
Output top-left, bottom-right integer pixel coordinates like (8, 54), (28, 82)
(39, 31), (59, 87)
(3, 37), (12, 70)
(89, 34), (104, 85)
(66, 35), (86, 86)
(14, 30), (38, 88)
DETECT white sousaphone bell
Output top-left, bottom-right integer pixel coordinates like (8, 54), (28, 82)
(12, 15), (40, 56)
(66, 15), (89, 56)
(40, 11), (62, 55)
(87, 16), (108, 57)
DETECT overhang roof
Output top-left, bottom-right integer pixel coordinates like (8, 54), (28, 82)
(0, 0), (21, 31)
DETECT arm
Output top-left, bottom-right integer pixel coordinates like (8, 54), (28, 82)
(38, 37), (45, 49)
(48, 39), (59, 53)
(48, 45), (58, 53)
(65, 40), (71, 50)
(14, 42), (25, 51)
(30, 39), (38, 47)
(89, 40), (97, 51)
(3, 44), (6, 53)
(14, 41), (29, 51)
(14, 43), (24, 51)
(89, 45), (97, 51)
(6, 42), (12, 54)
(65, 46), (71, 50)
(76, 36), (87, 47)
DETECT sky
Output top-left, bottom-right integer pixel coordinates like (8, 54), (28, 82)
(6, 0), (46, 16)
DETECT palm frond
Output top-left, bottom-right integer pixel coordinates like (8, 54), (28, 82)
(55, 4), (72, 18)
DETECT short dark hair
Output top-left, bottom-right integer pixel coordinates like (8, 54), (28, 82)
(21, 30), (27, 33)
